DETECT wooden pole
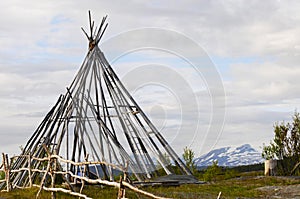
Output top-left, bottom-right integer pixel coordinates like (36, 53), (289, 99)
(36, 149), (52, 198)
(2, 153), (11, 192)
(80, 154), (89, 195)
(117, 161), (129, 199)
(117, 176), (125, 199)
(28, 152), (32, 188)
(1, 154), (6, 190)
(51, 151), (57, 199)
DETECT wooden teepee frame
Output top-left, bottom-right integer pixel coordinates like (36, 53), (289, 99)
(1, 11), (192, 189)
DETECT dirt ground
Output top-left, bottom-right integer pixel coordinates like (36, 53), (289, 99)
(257, 183), (300, 198)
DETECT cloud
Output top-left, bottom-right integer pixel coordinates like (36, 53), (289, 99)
(1, 0), (300, 156)
(228, 61), (300, 102)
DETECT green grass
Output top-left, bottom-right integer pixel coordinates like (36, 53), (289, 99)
(0, 176), (299, 199)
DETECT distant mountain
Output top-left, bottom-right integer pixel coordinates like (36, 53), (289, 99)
(194, 144), (264, 167)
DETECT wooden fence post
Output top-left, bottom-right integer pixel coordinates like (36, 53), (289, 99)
(51, 151), (57, 199)
(28, 153), (33, 188)
(80, 154), (89, 196)
(36, 147), (52, 199)
(117, 176), (125, 199)
(2, 153), (11, 192)
(117, 161), (129, 199)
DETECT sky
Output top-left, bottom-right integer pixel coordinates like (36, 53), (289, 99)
(1, 0), (300, 157)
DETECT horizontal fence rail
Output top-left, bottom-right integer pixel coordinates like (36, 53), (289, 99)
(0, 152), (171, 199)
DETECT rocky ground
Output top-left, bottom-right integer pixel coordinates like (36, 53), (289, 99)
(257, 184), (300, 199)
(251, 176), (300, 199)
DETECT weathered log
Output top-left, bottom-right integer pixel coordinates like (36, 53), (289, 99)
(40, 186), (92, 199)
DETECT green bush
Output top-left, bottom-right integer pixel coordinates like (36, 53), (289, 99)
(0, 171), (4, 180)
(224, 169), (238, 180)
(202, 161), (221, 182)
(262, 111), (300, 175)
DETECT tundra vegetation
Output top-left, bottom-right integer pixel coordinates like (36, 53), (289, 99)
(262, 111), (300, 175)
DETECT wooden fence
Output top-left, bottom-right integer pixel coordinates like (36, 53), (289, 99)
(0, 152), (171, 199)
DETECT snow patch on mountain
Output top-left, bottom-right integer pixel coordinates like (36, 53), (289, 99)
(195, 144), (264, 167)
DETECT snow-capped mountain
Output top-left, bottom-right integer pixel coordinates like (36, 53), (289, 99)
(194, 144), (264, 167)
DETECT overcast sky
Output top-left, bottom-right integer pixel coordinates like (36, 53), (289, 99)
(1, 0), (300, 157)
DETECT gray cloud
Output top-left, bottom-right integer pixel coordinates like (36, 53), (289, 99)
(1, 0), (300, 156)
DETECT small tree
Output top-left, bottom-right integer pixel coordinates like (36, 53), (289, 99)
(262, 122), (289, 160)
(262, 111), (300, 175)
(203, 160), (221, 182)
(182, 146), (196, 173)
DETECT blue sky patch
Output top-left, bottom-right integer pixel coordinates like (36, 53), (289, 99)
(50, 15), (71, 25)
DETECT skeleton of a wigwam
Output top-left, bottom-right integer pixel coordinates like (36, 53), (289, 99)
(0, 11), (197, 194)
